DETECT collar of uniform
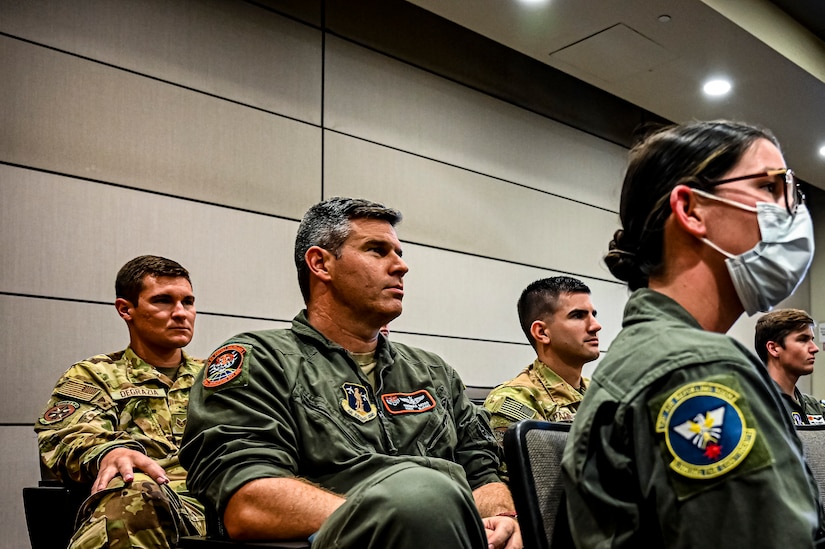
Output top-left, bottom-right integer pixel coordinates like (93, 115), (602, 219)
(291, 310), (396, 367)
(531, 358), (588, 405)
(123, 347), (201, 385)
(623, 288), (704, 331)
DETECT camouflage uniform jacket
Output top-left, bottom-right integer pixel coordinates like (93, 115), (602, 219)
(35, 347), (204, 493)
(484, 358), (588, 440)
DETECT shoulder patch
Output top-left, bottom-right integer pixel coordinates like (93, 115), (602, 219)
(55, 379), (101, 403)
(39, 400), (80, 425)
(381, 390), (436, 415)
(204, 344), (247, 388)
(488, 395), (537, 421)
(654, 380), (761, 482)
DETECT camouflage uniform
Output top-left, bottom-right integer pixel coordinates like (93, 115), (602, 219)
(35, 347), (206, 549)
(485, 358), (588, 439)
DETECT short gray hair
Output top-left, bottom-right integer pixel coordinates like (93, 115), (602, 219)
(294, 197), (402, 303)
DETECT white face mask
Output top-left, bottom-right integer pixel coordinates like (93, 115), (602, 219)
(692, 189), (815, 316)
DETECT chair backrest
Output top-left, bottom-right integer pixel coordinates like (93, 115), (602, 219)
(503, 419), (573, 549)
(796, 424), (825, 506)
(464, 385), (494, 406)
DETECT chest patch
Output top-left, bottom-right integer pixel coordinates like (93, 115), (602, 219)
(204, 344), (245, 388)
(341, 382), (377, 423)
(807, 414), (825, 425)
(40, 400), (80, 425)
(655, 381), (755, 480)
(111, 387), (166, 400)
(381, 390), (436, 415)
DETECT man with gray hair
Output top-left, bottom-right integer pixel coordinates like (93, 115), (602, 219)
(182, 197), (521, 548)
(485, 276), (601, 444)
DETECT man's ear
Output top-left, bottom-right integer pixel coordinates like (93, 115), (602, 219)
(669, 185), (707, 238)
(305, 246), (334, 283)
(530, 320), (550, 345)
(115, 298), (133, 321)
(766, 340), (782, 359)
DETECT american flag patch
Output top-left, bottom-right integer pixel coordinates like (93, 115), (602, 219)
(56, 379), (101, 402)
(499, 397), (537, 421)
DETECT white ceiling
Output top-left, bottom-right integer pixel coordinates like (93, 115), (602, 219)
(407, 0), (825, 190)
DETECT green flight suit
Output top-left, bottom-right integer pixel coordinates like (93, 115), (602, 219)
(562, 289), (824, 547)
(782, 386), (825, 426)
(35, 347), (206, 549)
(181, 311), (501, 547)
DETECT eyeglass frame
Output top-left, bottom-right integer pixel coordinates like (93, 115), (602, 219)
(701, 168), (804, 217)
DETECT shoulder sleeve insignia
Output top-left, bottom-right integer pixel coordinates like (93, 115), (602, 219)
(55, 379), (101, 402)
(39, 400), (80, 425)
(341, 382), (377, 422)
(204, 344), (248, 388)
(489, 396), (537, 422)
(654, 381), (759, 480)
(381, 389), (436, 415)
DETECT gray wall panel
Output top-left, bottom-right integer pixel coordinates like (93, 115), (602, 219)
(324, 36), (627, 211)
(0, 36), (321, 218)
(396, 243), (626, 347)
(0, 166), (305, 319)
(325, 131), (622, 280)
(0, 0), (323, 124)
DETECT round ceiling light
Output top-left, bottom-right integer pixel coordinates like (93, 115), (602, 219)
(703, 79), (732, 96)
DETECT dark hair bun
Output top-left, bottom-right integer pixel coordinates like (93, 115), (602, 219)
(604, 229), (648, 290)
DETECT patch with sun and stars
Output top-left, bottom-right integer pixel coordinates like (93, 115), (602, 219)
(650, 375), (773, 499)
(203, 344), (248, 388)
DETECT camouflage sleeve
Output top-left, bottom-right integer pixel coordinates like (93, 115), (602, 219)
(34, 361), (143, 484)
(484, 387), (543, 446)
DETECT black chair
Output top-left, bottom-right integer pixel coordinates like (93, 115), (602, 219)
(503, 420), (574, 549)
(22, 460), (90, 549)
(464, 385), (494, 406)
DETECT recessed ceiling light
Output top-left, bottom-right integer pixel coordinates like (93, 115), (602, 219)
(819, 144), (825, 158)
(658, 15), (672, 23)
(516, 0), (548, 5)
(703, 79), (732, 96)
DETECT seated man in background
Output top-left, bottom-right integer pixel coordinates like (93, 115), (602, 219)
(755, 308), (825, 425)
(181, 197), (521, 549)
(485, 276), (601, 443)
(35, 255), (206, 549)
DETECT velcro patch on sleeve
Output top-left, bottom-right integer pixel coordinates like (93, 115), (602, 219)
(39, 400), (80, 425)
(649, 375), (773, 500)
(381, 390), (436, 414)
(204, 344), (249, 389)
(55, 379), (101, 403)
(488, 395), (537, 421)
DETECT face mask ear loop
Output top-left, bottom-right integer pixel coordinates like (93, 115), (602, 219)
(691, 188), (759, 213)
(700, 237), (736, 260)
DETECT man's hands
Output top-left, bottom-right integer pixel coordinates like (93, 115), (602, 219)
(483, 515), (522, 549)
(92, 447), (168, 493)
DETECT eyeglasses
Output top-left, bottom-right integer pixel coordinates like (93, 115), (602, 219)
(706, 168), (804, 217)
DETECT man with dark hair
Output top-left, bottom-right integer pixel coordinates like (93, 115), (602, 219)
(35, 255), (205, 549)
(182, 197), (521, 548)
(755, 308), (825, 425)
(485, 276), (601, 441)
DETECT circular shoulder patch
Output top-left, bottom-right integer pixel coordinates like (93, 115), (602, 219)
(655, 381), (756, 479)
(40, 400), (80, 425)
(204, 344), (245, 388)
